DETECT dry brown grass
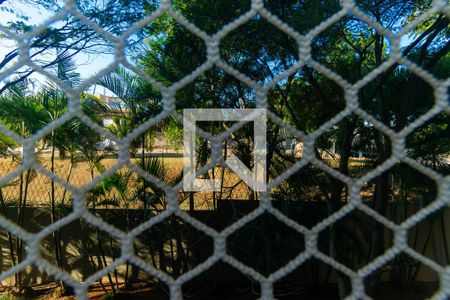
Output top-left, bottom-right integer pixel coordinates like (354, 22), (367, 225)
(0, 151), (376, 209)
(0, 153), (250, 208)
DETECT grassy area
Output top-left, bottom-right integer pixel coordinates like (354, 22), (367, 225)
(0, 153), (250, 208)
(0, 151), (378, 208)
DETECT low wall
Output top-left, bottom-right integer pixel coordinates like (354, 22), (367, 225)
(1, 201), (448, 287)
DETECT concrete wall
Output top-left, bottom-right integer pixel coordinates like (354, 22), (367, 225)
(1, 201), (448, 287)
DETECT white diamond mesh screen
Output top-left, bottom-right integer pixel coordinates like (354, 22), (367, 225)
(0, 0), (449, 299)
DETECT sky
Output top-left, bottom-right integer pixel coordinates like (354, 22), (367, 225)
(0, 1), (115, 95)
(0, 0), (418, 96)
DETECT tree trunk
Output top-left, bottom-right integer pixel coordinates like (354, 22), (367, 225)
(0, 188), (18, 285)
(327, 118), (355, 298)
(50, 133), (62, 270)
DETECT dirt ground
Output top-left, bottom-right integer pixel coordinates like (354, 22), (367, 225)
(0, 281), (439, 300)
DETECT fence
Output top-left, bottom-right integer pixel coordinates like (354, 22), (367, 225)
(0, 0), (449, 299)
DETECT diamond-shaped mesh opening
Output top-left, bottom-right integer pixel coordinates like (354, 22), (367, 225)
(360, 163), (438, 224)
(363, 253), (440, 299)
(227, 212), (305, 277)
(318, 208), (394, 272)
(134, 215), (213, 279)
(406, 112), (450, 176)
(220, 14), (299, 83)
(37, 117), (119, 188)
(129, 119), (183, 188)
(0, 137), (21, 178)
(39, 219), (121, 281)
(0, 169), (73, 232)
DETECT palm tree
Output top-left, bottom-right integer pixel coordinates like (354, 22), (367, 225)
(0, 78), (47, 289)
(0, 54), (107, 291)
(96, 67), (163, 215)
(35, 58), (78, 279)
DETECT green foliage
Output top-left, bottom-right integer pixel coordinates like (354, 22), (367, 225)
(163, 116), (183, 151)
(0, 294), (25, 300)
(0, 1), (448, 296)
(139, 14), (207, 86)
(406, 113), (450, 174)
(0, 80), (47, 137)
(90, 156), (177, 210)
(0, 126), (18, 157)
